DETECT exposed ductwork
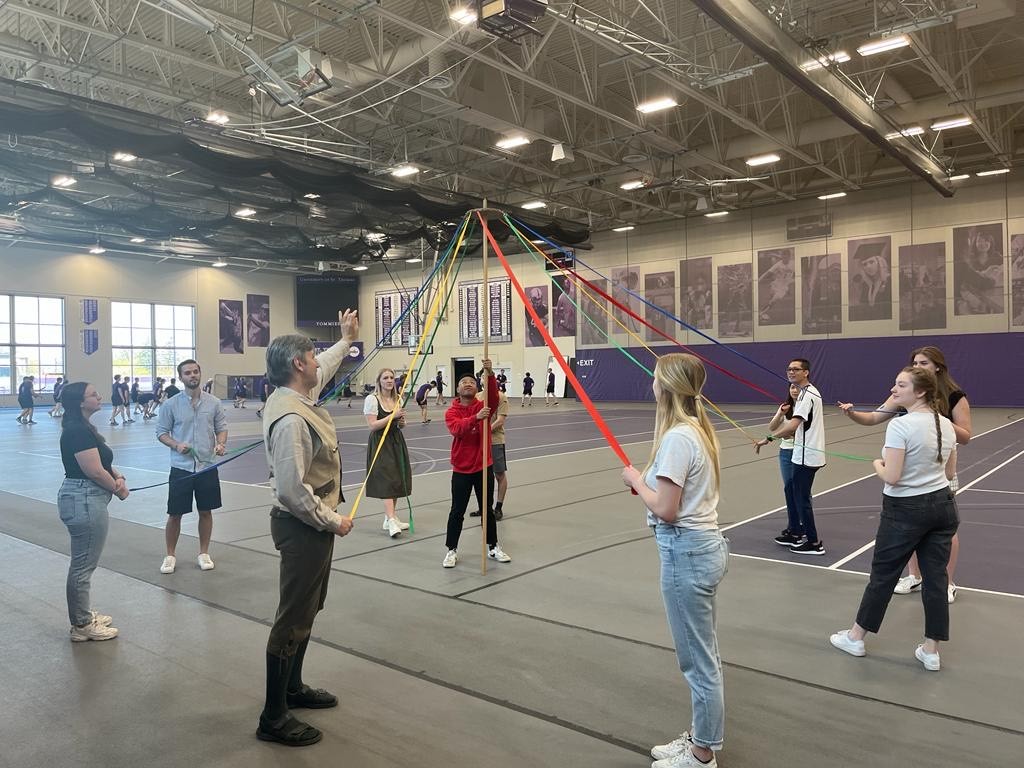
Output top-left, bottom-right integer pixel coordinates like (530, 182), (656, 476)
(689, 0), (955, 196)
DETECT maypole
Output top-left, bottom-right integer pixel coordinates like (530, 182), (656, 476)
(479, 200), (490, 575)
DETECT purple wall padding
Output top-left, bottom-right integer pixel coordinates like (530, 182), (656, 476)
(573, 333), (1024, 407)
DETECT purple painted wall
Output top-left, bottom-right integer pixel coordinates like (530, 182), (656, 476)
(573, 332), (1024, 407)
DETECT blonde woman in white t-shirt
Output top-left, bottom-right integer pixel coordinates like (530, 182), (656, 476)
(622, 353), (728, 768)
(830, 367), (958, 672)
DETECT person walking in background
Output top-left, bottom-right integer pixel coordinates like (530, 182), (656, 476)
(545, 367), (558, 406)
(257, 374), (274, 418)
(163, 377), (181, 400)
(155, 359), (227, 574)
(434, 370), (446, 406)
(621, 353), (728, 768)
(49, 376), (65, 418)
(496, 369), (508, 393)
(364, 368), (413, 538)
(521, 372), (534, 407)
(256, 309), (358, 747)
(57, 382), (129, 642)
(830, 367), (958, 671)
(415, 380), (435, 423)
(838, 345), (971, 603)
(130, 377), (141, 415)
(442, 360), (512, 569)
(754, 359), (827, 555)
(108, 374), (126, 426)
(202, 378), (213, 394)
(119, 376), (133, 423)
(234, 378), (249, 408)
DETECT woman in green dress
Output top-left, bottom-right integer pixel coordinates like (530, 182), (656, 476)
(364, 368), (413, 537)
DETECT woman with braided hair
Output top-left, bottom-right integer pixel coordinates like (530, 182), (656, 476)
(830, 366), (959, 672)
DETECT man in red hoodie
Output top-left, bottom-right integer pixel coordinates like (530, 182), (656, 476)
(442, 358), (512, 569)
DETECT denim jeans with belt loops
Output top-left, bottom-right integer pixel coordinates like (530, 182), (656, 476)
(57, 478), (112, 627)
(655, 525), (729, 752)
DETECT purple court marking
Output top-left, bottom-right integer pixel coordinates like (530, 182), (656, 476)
(725, 418), (1024, 597)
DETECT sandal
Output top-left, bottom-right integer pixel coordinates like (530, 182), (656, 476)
(287, 685), (338, 709)
(256, 714), (322, 746)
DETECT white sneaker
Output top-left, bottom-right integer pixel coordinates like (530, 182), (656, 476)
(829, 630), (866, 657)
(948, 583), (957, 603)
(915, 644), (941, 671)
(385, 517), (402, 538)
(197, 553), (215, 571)
(70, 620), (119, 642)
(487, 546), (512, 563)
(442, 549), (458, 568)
(893, 575), (923, 594)
(89, 610), (113, 627)
(651, 732), (692, 760)
(160, 555), (176, 574)
(396, 519), (410, 530)
(652, 745), (717, 768)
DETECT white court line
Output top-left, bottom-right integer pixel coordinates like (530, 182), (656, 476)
(956, 447), (1024, 493)
(962, 488), (1024, 496)
(829, 540), (876, 570)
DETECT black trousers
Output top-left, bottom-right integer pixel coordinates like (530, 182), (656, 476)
(856, 488), (959, 641)
(267, 512), (335, 657)
(446, 467), (497, 550)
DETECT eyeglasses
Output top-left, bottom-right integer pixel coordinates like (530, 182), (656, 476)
(785, 367), (806, 372)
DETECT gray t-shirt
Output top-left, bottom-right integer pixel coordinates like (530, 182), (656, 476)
(642, 424), (719, 530)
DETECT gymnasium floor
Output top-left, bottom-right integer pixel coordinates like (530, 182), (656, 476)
(1, 399), (1021, 768)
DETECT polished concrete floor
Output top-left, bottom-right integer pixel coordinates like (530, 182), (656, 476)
(1, 402), (1022, 768)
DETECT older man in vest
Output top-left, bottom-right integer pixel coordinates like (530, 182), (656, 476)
(256, 309), (357, 747)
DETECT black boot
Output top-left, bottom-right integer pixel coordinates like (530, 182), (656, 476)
(287, 638), (338, 709)
(257, 652), (322, 746)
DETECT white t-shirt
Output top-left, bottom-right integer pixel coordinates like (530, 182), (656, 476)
(882, 412), (955, 497)
(642, 424), (719, 530)
(790, 384), (825, 467)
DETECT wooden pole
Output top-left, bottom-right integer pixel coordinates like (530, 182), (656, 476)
(480, 202), (490, 575)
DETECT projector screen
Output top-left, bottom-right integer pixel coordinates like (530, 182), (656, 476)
(295, 273), (360, 327)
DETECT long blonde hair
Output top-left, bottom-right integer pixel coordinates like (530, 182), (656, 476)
(642, 353), (721, 490)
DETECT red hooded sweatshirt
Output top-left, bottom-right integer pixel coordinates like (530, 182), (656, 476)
(445, 373), (500, 474)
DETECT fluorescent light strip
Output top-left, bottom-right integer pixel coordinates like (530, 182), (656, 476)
(818, 192), (847, 200)
(857, 35), (909, 57)
(801, 51), (851, 71)
(113, 151), (137, 162)
(884, 126), (924, 140)
(931, 117), (972, 131)
(303, 192), (321, 199)
(52, 175), (76, 187)
(620, 179), (645, 190)
(405, 257), (421, 263)
(390, 165), (419, 177)
(612, 225), (634, 232)
(521, 200), (546, 210)
(746, 153), (781, 167)
(352, 265), (368, 271)
(976, 168), (1010, 177)
(211, 260), (227, 268)
(449, 7), (476, 24)
(235, 207), (256, 217)
(89, 245), (106, 254)
(636, 97), (678, 114)
(496, 135), (530, 149)
(948, 174), (970, 181)
(704, 211), (729, 218)
(130, 237), (147, 243)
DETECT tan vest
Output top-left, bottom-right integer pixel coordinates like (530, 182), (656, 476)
(262, 386), (343, 510)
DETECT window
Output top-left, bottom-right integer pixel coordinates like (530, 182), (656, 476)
(111, 302), (195, 388)
(0, 294), (65, 395)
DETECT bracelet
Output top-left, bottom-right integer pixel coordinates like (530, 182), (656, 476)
(765, 435), (775, 442)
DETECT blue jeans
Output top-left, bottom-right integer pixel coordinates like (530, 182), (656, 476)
(778, 448), (797, 531)
(655, 526), (729, 752)
(790, 463), (821, 542)
(58, 479), (111, 627)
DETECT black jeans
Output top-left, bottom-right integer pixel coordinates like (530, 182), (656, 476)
(446, 467), (497, 550)
(856, 488), (959, 641)
(790, 464), (820, 542)
(267, 512), (335, 657)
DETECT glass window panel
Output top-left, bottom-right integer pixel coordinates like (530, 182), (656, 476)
(39, 298), (64, 324)
(112, 348), (131, 366)
(0, 346), (11, 394)
(174, 330), (194, 347)
(14, 296), (38, 324)
(131, 303), (151, 329)
(131, 328), (152, 346)
(174, 305), (194, 329)
(111, 301), (131, 327)
(0, 323), (9, 344)
(133, 348), (154, 369)
(39, 326), (63, 345)
(15, 324), (39, 344)
(155, 348), (176, 367)
(0, 294), (9, 318)
(111, 328), (132, 346)
(154, 305), (174, 329)
(15, 346), (40, 379)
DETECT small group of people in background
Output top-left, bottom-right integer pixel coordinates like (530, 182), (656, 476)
(16, 374), (38, 423)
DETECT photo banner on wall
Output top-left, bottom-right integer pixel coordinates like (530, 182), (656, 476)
(374, 289), (421, 346)
(644, 271), (676, 342)
(801, 254), (841, 335)
(953, 223), (1004, 316)
(610, 266), (642, 334)
(246, 294), (270, 347)
(458, 278), (512, 344)
(524, 284), (549, 347)
(717, 263), (752, 338)
(848, 236), (892, 321)
(757, 248), (796, 326)
(551, 274), (576, 337)
(1012, 233), (1024, 327)
(680, 257), (713, 331)
(898, 243), (946, 330)
(578, 278), (608, 346)
(218, 299), (243, 354)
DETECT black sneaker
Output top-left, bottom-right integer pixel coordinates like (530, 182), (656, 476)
(774, 529), (802, 546)
(469, 510), (482, 517)
(790, 539), (826, 555)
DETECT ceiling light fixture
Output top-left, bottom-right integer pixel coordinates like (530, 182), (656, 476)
(390, 165), (420, 177)
(496, 135), (531, 150)
(704, 211), (729, 218)
(636, 97), (678, 114)
(352, 265), (369, 271)
(211, 259), (227, 268)
(205, 110), (230, 125)
(975, 168), (1010, 177)
(620, 179), (646, 190)
(948, 174), (970, 181)
(801, 51), (851, 71)
(303, 192), (321, 199)
(818, 192), (847, 200)
(89, 244), (106, 254)
(884, 126), (925, 140)
(51, 175), (76, 187)
(930, 116), (972, 131)
(612, 225), (635, 232)
(234, 207), (256, 217)
(130, 237), (147, 243)
(856, 35), (910, 57)
(405, 257), (422, 263)
(746, 153), (781, 167)
(112, 151), (137, 162)
(521, 200), (546, 210)
(449, 7), (476, 24)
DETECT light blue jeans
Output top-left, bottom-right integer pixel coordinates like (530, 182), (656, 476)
(655, 525), (729, 751)
(58, 479), (111, 627)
